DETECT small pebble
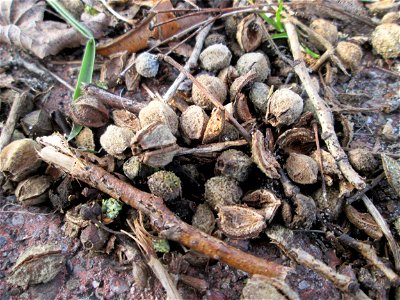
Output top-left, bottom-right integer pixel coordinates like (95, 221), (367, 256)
(135, 52), (159, 78)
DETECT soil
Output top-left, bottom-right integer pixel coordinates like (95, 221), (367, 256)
(1, 1), (400, 300)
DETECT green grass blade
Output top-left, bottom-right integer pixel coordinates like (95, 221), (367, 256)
(259, 12), (280, 31)
(46, 0), (94, 39)
(302, 45), (320, 58)
(73, 38), (96, 100)
(275, 0), (284, 33)
(271, 32), (288, 39)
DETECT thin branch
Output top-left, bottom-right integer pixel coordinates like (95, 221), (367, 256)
(284, 21), (365, 190)
(99, 0), (135, 25)
(37, 135), (289, 279)
(346, 172), (385, 205)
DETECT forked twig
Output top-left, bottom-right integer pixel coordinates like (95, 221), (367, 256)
(37, 135), (289, 279)
(284, 21), (365, 190)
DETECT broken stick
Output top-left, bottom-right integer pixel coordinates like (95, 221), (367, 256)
(284, 21), (365, 190)
(37, 134), (289, 279)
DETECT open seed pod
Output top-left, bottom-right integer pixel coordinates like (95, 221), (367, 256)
(202, 108), (225, 144)
(0, 139), (42, 182)
(15, 175), (51, 206)
(345, 205), (383, 240)
(281, 193), (316, 229)
(275, 128), (315, 154)
(69, 95), (109, 128)
(236, 14), (265, 52)
(310, 149), (342, 186)
(218, 205), (266, 239)
(243, 189), (281, 221)
(112, 109), (141, 132)
(251, 130), (280, 179)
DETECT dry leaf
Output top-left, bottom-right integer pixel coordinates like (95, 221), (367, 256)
(0, 0), (109, 58)
(345, 205), (383, 240)
(202, 108), (225, 144)
(100, 51), (128, 88)
(381, 154), (400, 198)
(251, 130), (280, 179)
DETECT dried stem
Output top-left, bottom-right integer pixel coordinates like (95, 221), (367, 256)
(284, 21), (365, 190)
(313, 122), (327, 205)
(338, 233), (400, 285)
(82, 84), (146, 113)
(346, 172), (385, 205)
(0, 91), (32, 150)
(162, 22), (213, 103)
(37, 135), (288, 279)
(99, 0), (135, 25)
(362, 195), (400, 271)
(159, 55), (251, 143)
(267, 226), (370, 300)
(176, 139), (247, 156)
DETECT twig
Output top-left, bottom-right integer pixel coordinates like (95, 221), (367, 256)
(346, 172), (385, 205)
(176, 139), (247, 156)
(163, 22), (213, 103)
(338, 233), (400, 285)
(284, 21), (365, 190)
(362, 195), (400, 271)
(0, 91), (33, 150)
(159, 55), (251, 143)
(37, 135), (289, 279)
(82, 84), (146, 113)
(99, 0), (135, 25)
(313, 122), (327, 205)
(266, 226), (370, 300)
(124, 216), (182, 300)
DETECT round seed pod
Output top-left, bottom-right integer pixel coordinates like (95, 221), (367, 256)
(371, 23), (400, 59)
(69, 95), (109, 128)
(100, 125), (135, 159)
(310, 18), (338, 49)
(236, 52), (270, 82)
(15, 175), (51, 206)
(123, 156), (154, 180)
(138, 100), (179, 135)
(204, 33), (227, 47)
(204, 176), (242, 210)
(215, 149), (252, 182)
(336, 41), (363, 71)
(135, 52), (159, 78)
(266, 89), (303, 127)
(0, 139), (42, 182)
(147, 171), (182, 202)
(200, 44), (232, 71)
(285, 153), (318, 185)
(180, 105), (209, 140)
(191, 203), (215, 234)
(241, 275), (286, 300)
(80, 223), (109, 251)
(249, 82), (270, 115)
(348, 148), (378, 175)
(192, 75), (227, 110)
(381, 11), (400, 24)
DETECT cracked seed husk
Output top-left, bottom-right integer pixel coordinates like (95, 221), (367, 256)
(266, 88), (303, 127)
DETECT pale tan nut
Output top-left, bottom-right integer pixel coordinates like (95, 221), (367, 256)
(100, 125), (135, 159)
(0, 138), (42, 182)
(192, 74), (227, 110)
(218, 205), (266, 239)
(249, 82), (270, 115)
(192, 203), (215, 234)
(215, 149), (253, 182)
(138, 100), (179, 135)
(371, 23), (400, 59)
(266, 88), (303, 127)
(200, 44), (232, 71)
(381, 11), (400, 24)
(135, 52), (159, 78)
(180, 105), (209, 140)
(310, 18), (338, 50)
(69, 95), (109, 128)
(336, 41), (363, 72)
(204, 176), (243, 210)
(147, 171), (182, 202)
(285, 153), (318, 185)
(236, 52), (270, 82)
(15, 175), (51, 206)
(131, 122), (177, 154)
(348, 148), (378, 175)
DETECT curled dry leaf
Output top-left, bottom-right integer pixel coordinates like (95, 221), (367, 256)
(234, 93), (254, 123)
(7, 244), (64, 288)
(381, 154), (400, 198)
(0, 0), (109, 58)
(218, 205), (266, 239)
(236, 14), (265, 53)
(275, 128), (315, 154)
(251, 130), (280, 179)
(100, 51), (128, 88)
(345, 205), (383, 240)
(243, 189), (281, 221)
(202, 108), (225, 144)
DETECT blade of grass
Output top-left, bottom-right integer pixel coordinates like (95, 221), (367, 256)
(302, 45), (320, 59)
(275, 0), (284, 33)
(46, 0), (94, 39)
(271, 32), (288, 39)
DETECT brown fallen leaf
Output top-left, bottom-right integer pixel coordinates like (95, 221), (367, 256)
(97, 0), (207, 56)
(345, 205), (383, 240)
(0, 0), (109, 58)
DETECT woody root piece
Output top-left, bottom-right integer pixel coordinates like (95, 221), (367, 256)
(37, 134), (289, 279)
